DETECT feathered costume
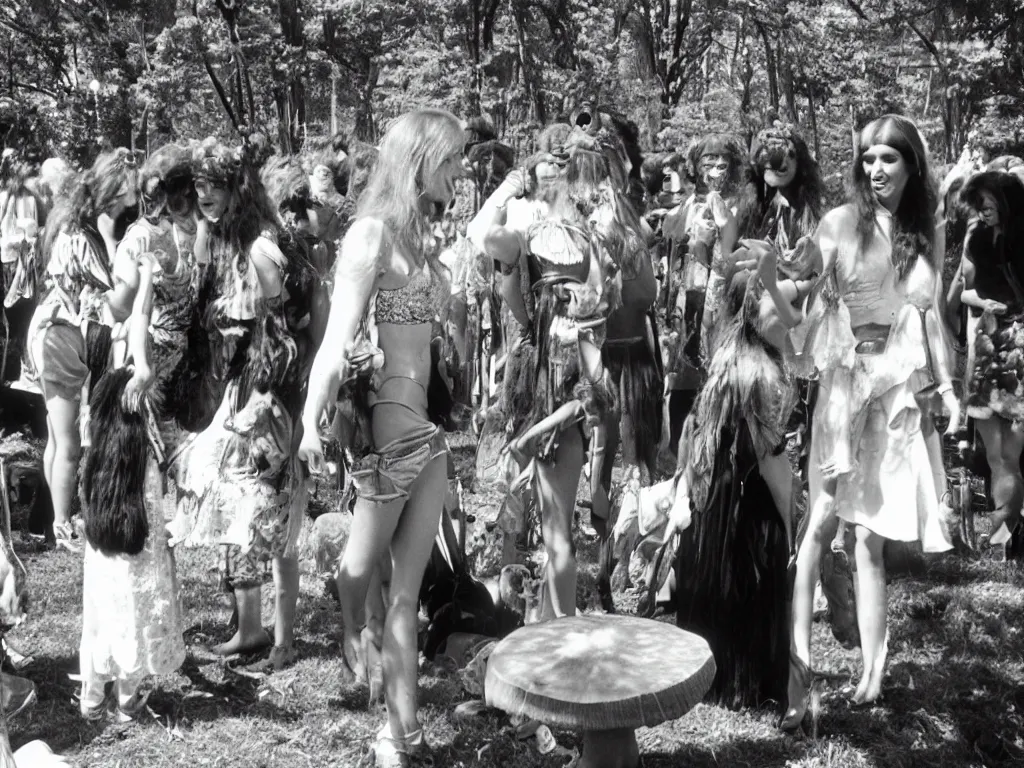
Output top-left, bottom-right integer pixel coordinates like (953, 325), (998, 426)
(674, 276), (795, 711)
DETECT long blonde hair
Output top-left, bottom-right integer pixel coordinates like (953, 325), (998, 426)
(356, 108), (464, 264)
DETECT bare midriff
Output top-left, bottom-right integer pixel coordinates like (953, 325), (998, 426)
(371, 322), (435, 446)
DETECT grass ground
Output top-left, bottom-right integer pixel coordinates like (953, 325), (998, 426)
(3, 431), (1024, 768)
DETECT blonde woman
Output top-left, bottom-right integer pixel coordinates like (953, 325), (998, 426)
(299, 108), (468, 766)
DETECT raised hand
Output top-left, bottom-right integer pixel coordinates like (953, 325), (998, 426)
(122, 363), (154, 413)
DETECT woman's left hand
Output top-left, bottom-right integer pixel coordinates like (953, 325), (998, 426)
(667, 479), (692, 534)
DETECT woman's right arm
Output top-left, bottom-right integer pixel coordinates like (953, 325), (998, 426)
(499, 263), (532, 329)
(300, 217), (384, 446)
(107, 235), (143, 323)
(466, 170), (528, 266)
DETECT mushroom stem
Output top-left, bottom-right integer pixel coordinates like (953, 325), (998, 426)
(579, 728), (640, 768)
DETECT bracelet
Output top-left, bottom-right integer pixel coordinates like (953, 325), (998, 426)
(937, 382), (953, 395)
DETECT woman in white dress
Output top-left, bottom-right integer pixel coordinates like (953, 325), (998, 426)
(784, 115), (958, 727)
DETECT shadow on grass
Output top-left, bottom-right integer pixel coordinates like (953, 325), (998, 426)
(822, 557), (1024, 767)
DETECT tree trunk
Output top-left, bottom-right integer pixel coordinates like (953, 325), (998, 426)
(353, 60), (378, 142)
(757, 22), (779, 111)
(807, 84), (820, 159)
(511, 3), (545, 125)
(275, 0), (306, 153)
(778, 45), (798, 123)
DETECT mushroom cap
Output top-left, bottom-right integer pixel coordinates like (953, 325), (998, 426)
(484, 614), (715, 731)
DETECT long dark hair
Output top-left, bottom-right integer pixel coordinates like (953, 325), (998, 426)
(192, 139), (278, 274)
(42, 148), (139, 259)
(851, 115), (937, 280)
(960, 170), (1024, 292)
(81, 368), (150, 556)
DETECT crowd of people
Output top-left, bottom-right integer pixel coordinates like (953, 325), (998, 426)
(0, 105), (1022, 766)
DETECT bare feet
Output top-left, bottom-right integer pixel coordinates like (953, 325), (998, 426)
(209, 629), (272, 658)
(780, 650), (811, 732)
(849, 635), (887, 708)
(341, 627), (367, 684)
(364, 626), (384, 706)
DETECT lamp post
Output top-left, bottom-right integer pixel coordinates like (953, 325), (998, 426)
(88, 79), (100, 143)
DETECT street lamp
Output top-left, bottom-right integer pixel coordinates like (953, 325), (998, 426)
(88, 79), (100, 142)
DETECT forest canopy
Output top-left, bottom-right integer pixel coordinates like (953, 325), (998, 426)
(2, 0), (1024, 190)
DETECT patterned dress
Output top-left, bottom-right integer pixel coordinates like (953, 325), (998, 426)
(79, 218), (199, 688)
(177, 235), (305, 590)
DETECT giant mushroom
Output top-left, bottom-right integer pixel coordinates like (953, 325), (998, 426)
(485, 614), (715, 768)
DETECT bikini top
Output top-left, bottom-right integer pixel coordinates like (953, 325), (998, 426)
(375, 259), (449, 325)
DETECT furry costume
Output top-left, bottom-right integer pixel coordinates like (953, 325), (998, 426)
(674, 277), (794, 711)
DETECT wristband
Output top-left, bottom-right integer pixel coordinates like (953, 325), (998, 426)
(937, 382), (953, 395)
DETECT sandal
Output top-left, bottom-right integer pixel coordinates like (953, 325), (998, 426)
(370, 725), (434, 768)
(53, 521), (81, 554)
(780, 649), (812, 732)
(77, 681), (108, 722)
(115, 689), (151, 723)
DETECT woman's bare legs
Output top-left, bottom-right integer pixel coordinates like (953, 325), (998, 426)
(783, 472), (839, 729)
(383, 454), (447, 742)
(594, 412), (620, 542)
(364, 556), (390, 702)
(851, 525), (886, 705)
(336, 495), (405, 681)
(976, 418), (1024, 544)
(758, 451), (796, 548)
(272, 556), (300, 649)
(43, 394), (80, 545)
(536, 426), (585, 620)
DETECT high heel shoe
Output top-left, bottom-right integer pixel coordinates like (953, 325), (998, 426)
(780, 649), (812, 732)
(369, 724), (434, 768)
